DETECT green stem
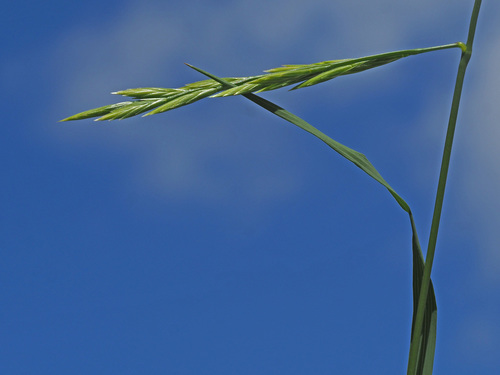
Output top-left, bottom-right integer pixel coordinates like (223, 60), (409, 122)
(406, 1), (482, 374)
(350, 42), (465, 61)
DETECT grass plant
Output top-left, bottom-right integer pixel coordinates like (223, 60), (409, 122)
(61, 1), (482, 374)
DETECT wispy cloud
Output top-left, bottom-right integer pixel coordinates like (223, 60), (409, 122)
(50, 0), (475, 208)
(43, 0), (500, 368)
(460, 29), (500, 283)
(50, 1), (314, 209)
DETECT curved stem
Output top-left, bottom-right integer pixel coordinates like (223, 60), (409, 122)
(406, 1), (482, 374)
(344, 42), (465, 63)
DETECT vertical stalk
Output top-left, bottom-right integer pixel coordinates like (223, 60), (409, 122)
(407, 1), (482, 374)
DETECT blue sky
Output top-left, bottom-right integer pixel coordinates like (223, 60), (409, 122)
(2, 0), (499, 374)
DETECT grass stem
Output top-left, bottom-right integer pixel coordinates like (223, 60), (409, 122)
(406, 1), (482, 374)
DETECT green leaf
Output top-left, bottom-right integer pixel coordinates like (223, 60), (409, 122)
(187, 64), (437, 375)
(187, 63), (410, 212)
(409, 213), (437, 375)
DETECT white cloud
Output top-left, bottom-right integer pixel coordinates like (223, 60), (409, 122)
(459, 28), (500, 283)
(51, 1), (313, 210)
(49, 0), (495, 221)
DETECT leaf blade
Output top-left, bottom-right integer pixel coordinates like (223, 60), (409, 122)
(408, 213), (437, 375)
(187, 65), (437, 375)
